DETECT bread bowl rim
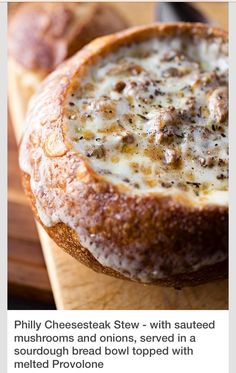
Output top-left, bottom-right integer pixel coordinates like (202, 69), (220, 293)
(54, 22), (228, 209)
(19, 22), (228, 285)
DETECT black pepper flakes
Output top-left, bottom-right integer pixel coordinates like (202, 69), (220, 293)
(186, 181), (201, 188)
(154, 89), (165, 96)
(216, 174), (227, 180)
(137, 114), (148, 121)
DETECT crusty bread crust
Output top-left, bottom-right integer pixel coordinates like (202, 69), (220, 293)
(8, 3), (128, 74)
(19, 23), (228, 287)
(22, 171), (228, 288)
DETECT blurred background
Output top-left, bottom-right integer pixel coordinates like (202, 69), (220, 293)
(113, 2), (228, 30)
(8, 2), (228, 310)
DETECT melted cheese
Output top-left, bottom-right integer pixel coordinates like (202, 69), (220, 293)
(65, 36), (228, 202)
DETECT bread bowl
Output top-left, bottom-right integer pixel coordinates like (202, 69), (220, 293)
(8, 2), (128, 115)
(19, 23), (228, 287)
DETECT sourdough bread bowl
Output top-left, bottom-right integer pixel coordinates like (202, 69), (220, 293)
(8, 2), (128, 114)
(19, 23), (228, 287)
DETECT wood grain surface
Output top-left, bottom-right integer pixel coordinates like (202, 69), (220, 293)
(8, 119), (54, 304)
(8, 2), (228, 310)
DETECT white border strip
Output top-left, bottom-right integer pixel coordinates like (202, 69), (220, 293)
(229, 3), (235, 373)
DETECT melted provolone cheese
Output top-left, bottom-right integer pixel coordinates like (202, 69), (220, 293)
(65, 36), (228, 202)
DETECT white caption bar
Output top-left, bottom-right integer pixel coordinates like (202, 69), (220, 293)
(8, 310), (228, 373)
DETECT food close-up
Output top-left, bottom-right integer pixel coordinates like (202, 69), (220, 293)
(8, 2), (228, 310)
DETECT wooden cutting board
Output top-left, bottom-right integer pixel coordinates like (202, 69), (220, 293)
(8, 2), (228, 310)
(8, 119), (54, 305)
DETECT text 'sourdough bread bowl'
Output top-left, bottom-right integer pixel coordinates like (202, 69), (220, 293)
(19, 23), (228, 287)
(8, 2), (128, 114)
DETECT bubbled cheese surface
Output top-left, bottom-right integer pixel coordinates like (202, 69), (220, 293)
(65, 36), (228, 202)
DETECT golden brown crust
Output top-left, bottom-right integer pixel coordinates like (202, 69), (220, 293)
(19, 23), (228, 287)
(8, 3), (128, 73)
(22, 171), (228, 288)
